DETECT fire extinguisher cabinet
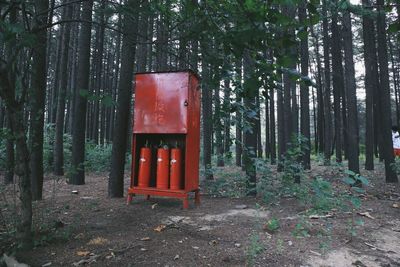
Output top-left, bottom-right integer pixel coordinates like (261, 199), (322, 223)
(127, 70), (201, 209)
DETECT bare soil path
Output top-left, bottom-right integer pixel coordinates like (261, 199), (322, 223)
(1, 163), (399, 267)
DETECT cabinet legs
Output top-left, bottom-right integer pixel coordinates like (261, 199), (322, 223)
(126, 194), (133, 205)
(127, 190), (200, 209)
(183, 197), (189, 209)
(195, 190), (200, 206)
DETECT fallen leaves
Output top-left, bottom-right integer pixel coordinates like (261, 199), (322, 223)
(72, 254), (99, 266)
(76, 251), (90, 257)
(153, 224), (167, 232)
(208, 240), (218, 246)
(309, 214), (334, 219)
(357, 212), (375, 219)
(87, 237), (108, 245)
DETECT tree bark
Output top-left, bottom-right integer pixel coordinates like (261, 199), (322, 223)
(322, 0), (332, 165)
(256, 95), (263, 158)
(201, 58), (213, 179)
(331, 12), (344, 163)
(310, 26), (325, 155)
(70, 0), (94, 185)
(269, 86), (276, 165)
(213, 63), (224, 167)
(29, 0), (49, 200)
(235, 59), (243, 167)
(376, 0), (398, 183)
(299, 0), (310, 170)
(223, 77), (231, 155)
(54, 0), (73, 176)
(342, 9), (360, 174)
(243, 50), (257, 195)
(4, 110), (14, 184)
(108, 0), (138, 197)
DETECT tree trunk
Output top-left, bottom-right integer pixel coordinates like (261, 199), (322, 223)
(243, 50), (257, 195)
(299, 0), (310, 170)
(13, 111), (32, 249)
(265, 88), (270, 159)
(310, 26), (325, 155)
(109, 10), (122, 141)
(4, 110), (14, 184)
(342, 9), (360, 174)
(54, 0), (73, 176)
(223, 78), (231, 155)
(235, 59), (243, 167)
(29, 0), (49, 200)
(201, 53), (213, 179)
(136, 0), (148, 72)
(91, 0), (106, 144)
(0, 100), (4, 129)
(108, 0), (139, 197)
(155, 2), (169, 71)
(256, 95), (263, 158)
(213, 64), (224, 167)
(70, 0), (94, 185)
(322, 0), (332, 165)
(277, 71), (285, 171)
(270, 86), (277, 165)
(376, 0), (398, 183)
(331, 12), (344, 163)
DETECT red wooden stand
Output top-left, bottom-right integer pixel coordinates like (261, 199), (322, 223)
(126, 188), (200, 209)
(127, 71), (201, 209)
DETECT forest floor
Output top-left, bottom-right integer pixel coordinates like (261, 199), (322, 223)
(1, 161), (400, 267)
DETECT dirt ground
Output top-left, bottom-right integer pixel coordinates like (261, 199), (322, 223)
(1, 162), (400, 267)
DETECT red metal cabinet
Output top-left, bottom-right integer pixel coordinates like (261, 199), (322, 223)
(127, 70), (200, 209)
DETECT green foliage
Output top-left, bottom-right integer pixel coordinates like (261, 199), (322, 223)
(84, 141), (113, 173)
(265, 218), (280, 232)
(246, 232), (264, 266)
(292, 218), (311, 238)
(280, 134), (309, 185)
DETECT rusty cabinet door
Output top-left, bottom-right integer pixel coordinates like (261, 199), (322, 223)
(134, 72), (189, 133)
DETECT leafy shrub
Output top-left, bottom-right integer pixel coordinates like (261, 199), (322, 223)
(84, 141), (113, 173)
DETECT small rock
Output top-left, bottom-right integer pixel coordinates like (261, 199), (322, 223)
(234, 243), (241, 248)
(352, 260), (367, 267)
(288, 241), (293, 246)
(208, 240), (218, 245)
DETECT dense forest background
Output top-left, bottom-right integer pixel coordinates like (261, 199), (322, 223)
(1, 0), (400, 250)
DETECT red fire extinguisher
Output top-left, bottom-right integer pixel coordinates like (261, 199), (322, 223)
(156, 144), (170, 189)
(170, 147), (182, 190)
(137, 143), (151, 188)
